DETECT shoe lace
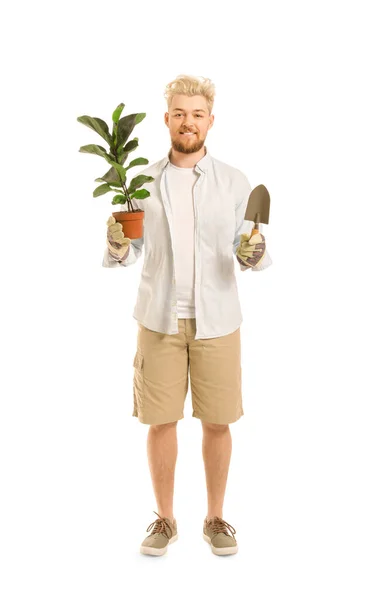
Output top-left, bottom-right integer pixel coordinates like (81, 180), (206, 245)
(207, 516), (236, 540)
(146, 511), (173, 539)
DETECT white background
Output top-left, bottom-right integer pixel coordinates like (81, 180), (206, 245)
(1, 0), (387, 598)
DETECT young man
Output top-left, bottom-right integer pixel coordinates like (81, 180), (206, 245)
(104, 75), (272, 556)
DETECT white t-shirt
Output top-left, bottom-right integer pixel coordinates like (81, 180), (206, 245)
(166, 162), (200, 318)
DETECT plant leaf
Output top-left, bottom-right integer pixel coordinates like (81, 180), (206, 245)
(135, 113), (146, 125)
(117, 151), (130, 166)
(107, 160), (126, 181)
(127, 174), (155, 195)
(95, 165), (123, 185)
(122, 137), (139, 153)
(117, 113), (145, 148)
(93, 183), (115, 197)
(94, 177), (123, 187)
(111, 194), (127, 204)
(79, 144), (110, 160)
(112, 103), (125, 124)
(126, 157), (149, 170)
(77, 116), (112, 146)
(131, 188), (150, 199)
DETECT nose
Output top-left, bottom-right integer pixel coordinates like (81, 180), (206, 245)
(182, 118), (195, 128)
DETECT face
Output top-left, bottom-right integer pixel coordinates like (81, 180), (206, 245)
(164, 94), (214, 154)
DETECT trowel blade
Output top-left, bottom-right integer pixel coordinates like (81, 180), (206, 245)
(244, 184), (270, 225)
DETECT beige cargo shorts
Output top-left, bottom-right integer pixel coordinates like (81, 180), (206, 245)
(132, 318), (243, 425)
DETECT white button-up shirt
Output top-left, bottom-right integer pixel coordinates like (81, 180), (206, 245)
(102, 146), (272, 340)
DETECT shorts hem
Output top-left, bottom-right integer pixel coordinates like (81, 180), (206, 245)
(133, 413), (184, 425)
(192, 410), (244, 425)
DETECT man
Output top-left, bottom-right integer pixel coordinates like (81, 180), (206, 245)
(103, 75), (272, 556)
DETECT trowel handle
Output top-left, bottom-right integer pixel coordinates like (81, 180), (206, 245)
(251, 212), (261, 236)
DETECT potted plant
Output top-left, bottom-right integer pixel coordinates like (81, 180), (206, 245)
(77, 102), (154, 239)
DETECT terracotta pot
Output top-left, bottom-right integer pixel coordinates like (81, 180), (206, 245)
(112, 209), (144, 240)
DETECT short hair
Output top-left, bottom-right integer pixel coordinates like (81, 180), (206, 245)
(164, 74), (216, 115)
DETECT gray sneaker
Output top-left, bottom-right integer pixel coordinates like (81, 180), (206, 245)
(140, 511), (178, 556)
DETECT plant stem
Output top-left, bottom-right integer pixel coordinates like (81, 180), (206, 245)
(121, 181), (134, 212)
(112, 142), (134, 213)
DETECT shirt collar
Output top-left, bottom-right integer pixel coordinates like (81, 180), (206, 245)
(161, 145), (211, 173)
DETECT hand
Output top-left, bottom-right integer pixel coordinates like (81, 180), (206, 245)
(106, 215), (131, 261)
(236, 231), (266, 269)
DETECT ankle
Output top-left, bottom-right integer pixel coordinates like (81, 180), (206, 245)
(159, 513), (175, 522)
(206, 514), (222, 521)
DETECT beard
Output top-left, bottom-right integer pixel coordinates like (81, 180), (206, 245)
(171, 133), (206, 154)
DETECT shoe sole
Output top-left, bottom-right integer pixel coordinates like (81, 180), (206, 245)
(203, 533), (238, 555)
(140, 533), (178, 556)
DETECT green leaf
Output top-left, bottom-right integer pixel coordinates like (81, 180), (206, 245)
(108, 181), (124, 188)
(107, 160), (126, 181)
(116, 151), (130, 166)
(112, 194), (127, 204)
(117, 112), (145, 148)
(119, 137), (139, 155)
(112, 103), (125, 124)
(95, 178), (122, 188)
(95, 165), (123, 186)
(131, 188), (150, 199)
(127, 174), (155, 195)
(135, 113), (146, 125)
(93, 183), (115, 197)
(117, 138), (140, 165)
(77, 116), (112, 146)
(79, 144), (110, 160)
(126, 157), (149, 170)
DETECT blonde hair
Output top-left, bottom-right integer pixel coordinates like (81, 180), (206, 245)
(164, 74), (216, 115)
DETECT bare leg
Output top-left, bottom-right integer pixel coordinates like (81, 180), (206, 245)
(201, 422), (232, 519)
(147, 421), (178, 521)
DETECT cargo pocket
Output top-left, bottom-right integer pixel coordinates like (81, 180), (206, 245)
(132, 351), (145, 417)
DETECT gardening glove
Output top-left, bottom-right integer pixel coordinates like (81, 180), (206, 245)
(106, 215), (131, 261)
(236, 231), (266, 271)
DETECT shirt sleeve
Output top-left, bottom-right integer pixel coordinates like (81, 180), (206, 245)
(232, 172), (273, 272)
(102, 199), (144, 268)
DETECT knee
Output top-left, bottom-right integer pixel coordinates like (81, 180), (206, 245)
(201, 421), (229, 433)
(149, 421), (178, 432)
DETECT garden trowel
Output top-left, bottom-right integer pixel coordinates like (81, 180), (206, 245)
(244, 184), (271, 236)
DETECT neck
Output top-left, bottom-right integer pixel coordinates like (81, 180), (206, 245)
(169, 146), (206, 168)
